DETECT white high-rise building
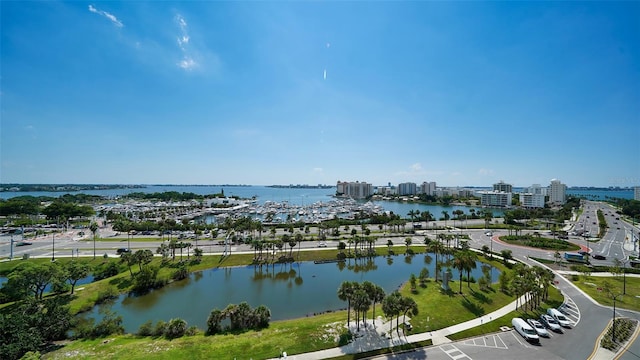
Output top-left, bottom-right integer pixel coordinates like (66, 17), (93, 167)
(525, 184), (547, 196)
(478, 191), (512, 207)
(548, 179), (567, 205)
(493, 180), (513, 193)
(336, 181), (373, 199)
(634, 186), (640, 201)
(420, 181), (437, 195)
(521, 193), (546, 208)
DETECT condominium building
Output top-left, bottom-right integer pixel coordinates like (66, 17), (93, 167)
(336, 181), (373, 199)
(420, 181), (437, 196)
(397, 182), (417, 196)
(524, 184), (547, 196)
(548, 179), (567, 205)
(521, 193), (546, 208)
(493, 180), (513, 193)
(478, 191), (512, 207)
(635, 186), (640, 201)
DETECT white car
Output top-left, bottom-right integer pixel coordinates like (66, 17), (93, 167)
(540, 314), (562, 332)
(318, 242), (327, 248)
(548, 308), (572, 328)
(527, 319), (550, 337)
(485, 231), (492, 236)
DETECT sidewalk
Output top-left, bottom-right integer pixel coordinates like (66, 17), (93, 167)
(269, 294), (528, 360)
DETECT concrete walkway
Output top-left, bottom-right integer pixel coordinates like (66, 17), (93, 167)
(269, 294), (528, 359)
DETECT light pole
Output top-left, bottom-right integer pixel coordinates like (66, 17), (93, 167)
(52, 233), (55, 261)
(623, 259), (628, 295)
(612, 294), (622, 342)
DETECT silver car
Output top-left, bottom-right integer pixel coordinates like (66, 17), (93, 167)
(527, 318), (550, 337)
(540, 314), (562, 333)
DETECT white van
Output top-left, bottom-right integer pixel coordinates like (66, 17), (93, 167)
(547, 308), (571, 328)
(512, 317), (540, 343)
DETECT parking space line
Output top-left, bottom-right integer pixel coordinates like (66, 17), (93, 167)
(511, 330), (529, 348)
(439, 344), (472, 360)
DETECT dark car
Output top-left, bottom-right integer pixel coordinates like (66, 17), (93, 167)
(116, 248), (131, 254)
(15, 241), (33, 247)
(592, 254), (606, 260)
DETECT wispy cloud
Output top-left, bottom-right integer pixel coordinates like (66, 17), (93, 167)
(88, 5), (123, 28)
(478, 168), (494, 176)
(175, 14), (197, 71)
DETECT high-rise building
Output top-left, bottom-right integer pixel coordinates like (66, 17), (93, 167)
(420, 181), (437, 195)
(478, 191), (512, 207)
(336, 181), (373, 199)
(398, 182), (417, 196)
(493, 180), (513, 193)
(521, 193), (546, 208)
(635, 186), (640, 201)
(548, 179), (567, 205)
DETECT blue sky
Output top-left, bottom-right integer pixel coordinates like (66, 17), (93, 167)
(1, 2), (639, 187)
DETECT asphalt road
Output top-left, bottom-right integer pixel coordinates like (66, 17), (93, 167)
(2, 202), (640, 359)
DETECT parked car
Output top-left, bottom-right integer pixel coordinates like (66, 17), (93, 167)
(540, 314), (562, 332)
(512, 317), (539, 343)
(593, 254), (606, 260)
(15, 241), (33, 247)
(318, 242), (327, 248)
(548, 308), (571, 328)
(527, 319), (550, 337)
(116, 248), (131, 254)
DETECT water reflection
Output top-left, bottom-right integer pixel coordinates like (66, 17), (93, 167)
(86, 254), (500, 333)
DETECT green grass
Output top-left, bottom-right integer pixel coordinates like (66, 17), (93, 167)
(570, 275), (640, 312)
(449, 286), (564, 341)
(398, 258), (515, 334)
(325, 340), (433, 360)
(500, 235), (580, 251)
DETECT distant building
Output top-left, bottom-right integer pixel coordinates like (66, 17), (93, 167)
(635, 186), (640, 201)
(525, 184), (547, 196)
(493, 180), (513, 193)
(479, 191), (512, 207)
(397, 182), (417, 196)
(420, 181), (437, 196)
(548, 179), (567, 205)
(376, 186), (396, 196)
(521, 193), (546, 208)
(336, 181), (373, 199)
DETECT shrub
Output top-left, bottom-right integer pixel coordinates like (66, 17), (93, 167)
(93, 262), (120, 281)
(185, 326), (198, 336)
(153, 320), (167, 337)
(137, 320), (154, 336)
(164, 318), (187, 339)
(172, 264), (189, 281)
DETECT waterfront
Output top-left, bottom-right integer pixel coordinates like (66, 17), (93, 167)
(85, 255), (499, 333)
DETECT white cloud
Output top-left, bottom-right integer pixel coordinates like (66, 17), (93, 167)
(174, 13), (199, 71)
(410, 163), (423, 172)
(88, 5), (123, 28)
(313, 167), (324, 173)
(178, 57), (197, 70)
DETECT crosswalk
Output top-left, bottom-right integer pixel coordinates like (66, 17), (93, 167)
(558, 295), (580, 327)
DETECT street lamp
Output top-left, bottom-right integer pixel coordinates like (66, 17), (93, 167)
(52, 233), (55, 261)
(612, 293), (622, 342)
(623, 259), (628, 295)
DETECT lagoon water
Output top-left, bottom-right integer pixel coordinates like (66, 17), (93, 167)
(87, 254), (499, 333)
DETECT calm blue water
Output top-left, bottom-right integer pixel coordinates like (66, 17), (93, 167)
(567, 189), (634, 200)
(86, 255), (499, 333)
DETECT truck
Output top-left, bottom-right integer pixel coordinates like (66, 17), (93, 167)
(564, 252), (588, 263)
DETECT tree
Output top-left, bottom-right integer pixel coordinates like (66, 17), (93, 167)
(404, 237), (412, 252)
(382, 292), (401, 336)
(338, 281), (357, 329)
(90, 222), (98, 259)
(352, 288), (370, 332)
(452, 251), (466, 293)
(66, 261), (90, 294)
(206, 309), (224, 335)
(427, 241), (445, 282)
(134, 249), (154, 271)
(500, 249), (513, 265)
(441, 211), (450, 228)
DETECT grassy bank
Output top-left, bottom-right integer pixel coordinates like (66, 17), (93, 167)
(499, 235), (580, 251)
(569, 275), (640, 312)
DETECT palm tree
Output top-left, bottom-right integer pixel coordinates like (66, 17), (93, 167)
(399, 296), (418, 333)
(89, 222), (98, 259)
(404, 237), (412, 252)
(407, 210), (419, 229)
(463, 251), (477, 288)
(452, 251), (466, 293)
(382, 291), (401, 336)
(338, 281), (357, 329)
(427, 241), (445, 282)
(441, 211), (450, 228)
(288, 236), (297, 258)
(295, 232), (303, 260)
(353, 288), (370, 332)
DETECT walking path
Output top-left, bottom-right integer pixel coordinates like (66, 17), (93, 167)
(269, 294), (527, 359)
(273, 268), (639, 360)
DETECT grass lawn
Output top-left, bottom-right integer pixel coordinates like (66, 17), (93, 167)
(570, 275), (640, 312)
(449, 286), (564, 340)
(499, 235), (580, 251)
(398, 258), (515, 334)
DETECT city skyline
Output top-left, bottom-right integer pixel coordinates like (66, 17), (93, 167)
(2, 2), (639, 187)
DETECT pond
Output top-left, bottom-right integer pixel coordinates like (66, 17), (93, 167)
(86, 253), (500, 333)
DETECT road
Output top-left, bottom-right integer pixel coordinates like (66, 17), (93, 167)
(2, 202), (640, 359)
